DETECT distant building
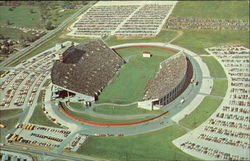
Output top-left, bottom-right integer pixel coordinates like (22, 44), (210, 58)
(142, 51), (152, 58)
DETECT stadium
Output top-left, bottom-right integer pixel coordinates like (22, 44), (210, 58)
(1, 1), (249, 161)
(51, 39), (193, 111)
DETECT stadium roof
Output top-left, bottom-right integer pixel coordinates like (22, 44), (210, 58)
(51, 39), (124, 97)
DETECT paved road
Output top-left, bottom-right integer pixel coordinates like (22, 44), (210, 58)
(0, 145), (103, 161)
(0, 1), (96, 68)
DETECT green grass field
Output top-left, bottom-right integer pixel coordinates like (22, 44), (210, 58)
(76, 125), (199, 161)
(42, 79), (51, 87)
(0, 118), (19, 130)
(0, 6), (42, 28)
(201, 56), (226, 78)
(211, 79), (228, 97)
(106, 30), (178, 46)
(37, 90), (45, 103)
(0, 27), (36, 40)
(172, 30), (249, 55)
(29, 104), (62, 128)
(0, 109), (23, 118)
(179, 96), (223, 129)
(51, 159), (69, 161)
(94, 104), (163, 115)
(98, 55), (169, 103)
(68, 102), (85, 111)
(171, 1), (249, 19)
(62, 103), (151, 124)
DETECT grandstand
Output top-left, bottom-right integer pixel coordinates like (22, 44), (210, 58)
(51, 39), (125, 103)
(138, 51), (192, 110)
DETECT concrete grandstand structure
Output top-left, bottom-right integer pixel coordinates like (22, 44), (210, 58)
(68, 1), (176, 37)
(51, 39), (125, 103)
(138, 51), (193, 110)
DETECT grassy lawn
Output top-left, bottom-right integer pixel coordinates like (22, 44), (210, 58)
(0, 6), (42, 28)
(76, 125), (199, 161)
(68, 102), (85, 111)
(211, 79), (228, 97)
(51, 159), (70, 161)
(106, 29), (178, 46)
(172, 30), (249, 55)
(37, 90), (45, 103)
(51, 8), (79, 27)
(29, 104), (62, 128)
(0, 118), (19, 130)
(179, 96), (223, 129)
(42, 79), (51, 87)
(62, 103), (152, 124)
(0, 109), (23, 118)
(0, 27), (36, 40)
(171, 1), (249, 19)
(94, 104), (163, 115)
(201, 56), (226, 78)
(98, 55), (169, 103)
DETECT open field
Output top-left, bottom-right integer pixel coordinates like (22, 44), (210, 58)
(201, 56), (226, 78)
(94, 104), (163, 115)
(29, 104), (62, 128)
(76, 125), (199, 161)
(0, 27), (36, 41)
(172, 30), (249, 55)
(106, 30), (178, 46)
(0, 109), (23, 118)
(0, 6), (42, 28)
(62, 103), (151, 124)
(211, 79), (228, 97)
(98, 55), (169, 103)
(171, 1), (249, 19)
(179, 96), (223, 129)
(68, 102), (85, 111)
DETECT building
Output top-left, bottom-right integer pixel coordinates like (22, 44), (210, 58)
(51, 39), (125, 104)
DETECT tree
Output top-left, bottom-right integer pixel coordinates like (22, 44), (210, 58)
(30, 8), (35, 14)
(8, 7), (13, 11)
(45, 20), (53, 30)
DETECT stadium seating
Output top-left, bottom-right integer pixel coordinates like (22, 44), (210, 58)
(51, 39), (125, 98)
(144, 52), (188, 104)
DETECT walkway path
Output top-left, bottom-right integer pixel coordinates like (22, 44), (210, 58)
(168, 30), (183, 44)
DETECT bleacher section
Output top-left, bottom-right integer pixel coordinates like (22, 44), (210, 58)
(51, 40), (124, 100)
(144, 52), (187, 100)
(138, 52), (189, 110)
